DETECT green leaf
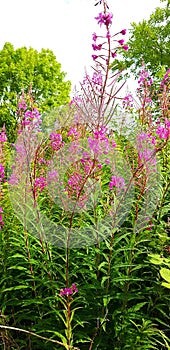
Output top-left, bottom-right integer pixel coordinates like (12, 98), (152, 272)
(162, 282), (170, 289)
(2, 285), (29, 292)
(160, 268), (170, 283)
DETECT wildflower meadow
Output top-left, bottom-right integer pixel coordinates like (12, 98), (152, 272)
(0, 0), (170, 349)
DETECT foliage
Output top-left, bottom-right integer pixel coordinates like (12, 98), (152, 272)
(0, 0), (170, 349)
(119, 0), (170, 78)
(0, 42), (71, 141)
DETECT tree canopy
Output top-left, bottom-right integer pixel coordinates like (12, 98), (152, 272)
(0, 43), (71, 140)
(121, 0), (170, 78)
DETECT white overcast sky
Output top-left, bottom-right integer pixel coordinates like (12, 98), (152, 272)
(0, 0), (164, 92)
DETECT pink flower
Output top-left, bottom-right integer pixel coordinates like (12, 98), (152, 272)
(49, 133), (64, 150)
(118, 39), (124, 45)
(165, 118), (170, 128)
(92, 55), (98, 60)
(111, 52), (117, 58)
(123, 94), (134, 109)
(47, 170), (59, 183)
(34, 177), (47, 193)
(95, 12), (113, 27)
(120, 29), (126, 35)
(92, 72), (103, 86)
(0, 131), (7, 143)
(111, 140), (117, 148)
(106, 31), (111, 39)
(68, 127), (78, 138)
(92, 43), (102, 51)
(156, 126), (169, 139)
(92, 33), (97, 42)
(122, 45), (128, 51)
(0, 164), (5, 181)
(60, 288), (73, 297)
(18, 100), (27, 111)
(59, 283), (78, 296)
(8, 173), (18, 185)
(71, 283), (78, 293)
(109, 176), (125, 190)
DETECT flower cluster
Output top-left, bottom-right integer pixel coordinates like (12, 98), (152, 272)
(59, 283), (78, 297)
(66, 172), (83, 199)
(137, 69), (153, 88)
(0, 131), (7, 143)
(21, 108), (41, 127)
(0, 164), (5, 181)
(92, 4), (128, 63)
(95, 12), (113, 27)
(67, 127), (79, 139)
(109, 176), (125, 190)
(122, 94), (134, 109)
(156, 123), (170, 140)
(49, 133), (64, 151)
(34, 176), (47, 193)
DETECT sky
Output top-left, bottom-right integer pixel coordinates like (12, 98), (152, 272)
(0, 0), (164, 93)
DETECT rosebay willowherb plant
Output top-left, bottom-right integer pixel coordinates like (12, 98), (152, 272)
(0, 0), (170, 349)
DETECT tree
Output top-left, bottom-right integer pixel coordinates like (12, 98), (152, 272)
(121, 0), (170, 78)
(0, 43), (71, 141)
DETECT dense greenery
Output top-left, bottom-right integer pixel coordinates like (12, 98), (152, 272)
(0, 43), (71, 141)
(0, 1), (170, 349)
(120, 0), (170, 78)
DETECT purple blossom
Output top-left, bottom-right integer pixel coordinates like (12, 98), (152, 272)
(122, 45), (128, 51)
(111, 140), (117, 148)
(38, 158), (46, 164)
(111, 52), (117, 58)
(47, 170), (59, 183)
(92, 33), (98, 42)
(123, 94), (134, 109)
(92, 43), (102, 51)
(88, 135), (110, 156)
(49, 133), (62, 142)
(68, 127), (78, 138)
(8, 173), (18, 185)
(71, 283), (78, 293)
(156, 125), (169, 139)
(69, 96), (82, 106)
(95, 12), (113, 27)
(165, 118), (170, 128)
(34, 177), (47, 193)
(18, 100), (27, 111)
(92, 72), (103, 86)
(106, 31), (111, 39)
(93, 126), (106, 140)
(120, 29), (126, 35)
(49, 133), (64, 151)
(109, 176), (125, 190)
(0, 131), (7, 143)
(138, 69), (153, 87)
(60, 288), (73, 296)
(105, 158), (110, 164)
(92, 54), (98, 60)
(21, 108), (41, 129)
(118, 39), (124, 45)
(59, 283), (78, 297)
(68, 173), (82, 187)
(0, 164), (5, 181)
